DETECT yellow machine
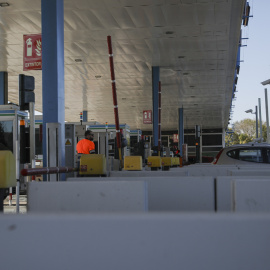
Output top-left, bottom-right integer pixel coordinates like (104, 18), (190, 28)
(0, 151), (16, 188)
(79, 154), (106, 176)
(124, 156), (142, 171)
(161, 157), (172, 170)
(171, 157), (180, 167)
(147, 156), (162, 170)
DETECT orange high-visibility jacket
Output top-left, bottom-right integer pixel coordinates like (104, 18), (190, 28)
(76, 139), (95, 154)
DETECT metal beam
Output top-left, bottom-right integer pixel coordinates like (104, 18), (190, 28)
(41, 0), (65, 180)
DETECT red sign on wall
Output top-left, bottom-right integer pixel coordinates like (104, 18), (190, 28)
(173, 134), (179, 143)
(143, 110), (152, 124)
(23, 34), (42, 71)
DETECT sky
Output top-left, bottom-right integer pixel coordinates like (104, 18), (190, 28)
(231, 0), (270, 125)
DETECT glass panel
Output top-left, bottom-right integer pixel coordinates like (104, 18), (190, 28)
(238, 149), (263, 163)
(161, 136), (168, 147)
(202, 134), (222, 146)
(266, 148), (270, 163)
(227, 149), (238, 159)
(0, 121), (13, 152)
(35, 127), (43, 155)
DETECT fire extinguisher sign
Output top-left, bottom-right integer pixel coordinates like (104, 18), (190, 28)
(23, 34), (42, 71)
(143, 110), (152, 124)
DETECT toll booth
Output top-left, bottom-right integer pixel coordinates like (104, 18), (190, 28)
(129, 130), (150, 165)
(0, 104), (28, 192)
(65, 123), (130, 174)
(86, 123), (130, 158)
(27, 115), (43, 181)
(130, 130), (142, 155)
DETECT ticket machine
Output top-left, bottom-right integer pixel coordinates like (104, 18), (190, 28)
(0, 104), (28, 193)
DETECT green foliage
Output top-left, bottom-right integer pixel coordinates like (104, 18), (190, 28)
(226, 118), (267, 147)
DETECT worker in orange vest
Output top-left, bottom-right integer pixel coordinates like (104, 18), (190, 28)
(76, 130), (95, 154)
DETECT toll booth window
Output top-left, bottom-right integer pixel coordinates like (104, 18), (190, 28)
(202, 134), (222, 146)
(35, 127), (43, 155)
(0, 121), (13, 152)
(184, 135), (195, 146)
(161, 136), (169, 147)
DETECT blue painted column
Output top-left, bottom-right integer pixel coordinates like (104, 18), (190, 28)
(178, 108), (184, 156)
(41, 0), (65, 179)
(0, 72), (8, 105)
(152, 66), (159, 149)
(83, 110), (88, 122)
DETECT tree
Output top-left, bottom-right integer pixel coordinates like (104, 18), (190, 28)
(234, 119), (256, 137)
(225, 118), (267, 147)
(225, 128), (239, 146)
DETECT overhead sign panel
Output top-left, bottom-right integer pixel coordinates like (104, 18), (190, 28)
(23, 34), (42, 71)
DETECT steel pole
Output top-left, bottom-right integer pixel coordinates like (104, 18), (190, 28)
(107, 36), (122, 169)
(105, 123), (109, 176)
(265, 88), (270, 143)
(255, 106), (258, 139)
(21, 167), (77, 176)
(29, 101), (35, 173)
(259, 98), (263, 141)
(158, 81), (161, 156)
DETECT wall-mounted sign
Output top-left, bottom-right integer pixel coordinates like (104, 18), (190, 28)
(143, 110), (152, 124)
(23, 34), (42, 71)
(173, 134), (179, 143)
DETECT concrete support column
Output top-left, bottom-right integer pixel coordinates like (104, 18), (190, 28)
(41, 0), (65, 179)
(152, 67), (159, 150)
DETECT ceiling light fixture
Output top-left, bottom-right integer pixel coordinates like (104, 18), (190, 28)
(0, 2), (9, 7)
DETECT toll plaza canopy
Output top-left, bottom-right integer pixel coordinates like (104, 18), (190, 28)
(0, 0), (247, 131)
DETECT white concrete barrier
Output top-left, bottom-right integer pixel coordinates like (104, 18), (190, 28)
(0, 213), (270, 270)
(110, 170), (188, 177)
(216, 176), (270, 212)
(229, 170), (270, 176)
(68, 176), (215, 212)
(110, 165), (238, 177)
(185, 166), (232, 176)
(232, 179), (270, 212)
(237, 165), (270, 169)
(27, 181), (148, 213)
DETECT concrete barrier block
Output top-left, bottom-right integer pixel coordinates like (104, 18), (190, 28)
(0, 213), (270, 270)
(109, 170), (188, 177)
(232, 179), (270, 212)
(68, 176), (215, 212)
(216, 176), (270, 212)
(229, 170), (270, 176)
(27, 181), (148, 213)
